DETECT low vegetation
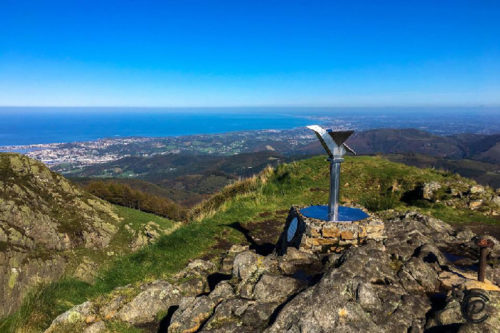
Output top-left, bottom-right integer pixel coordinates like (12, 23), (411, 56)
(1, 155), (498, 332)
(84, 180), (187, 221)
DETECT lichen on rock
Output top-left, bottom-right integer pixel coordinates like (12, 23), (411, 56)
(0, 153), (121, 318)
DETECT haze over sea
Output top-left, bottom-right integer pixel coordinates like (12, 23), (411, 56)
(1, 107), (499, 146)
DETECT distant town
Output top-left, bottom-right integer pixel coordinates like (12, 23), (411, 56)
(2, 110), (499, 176)
(0, 128), (317, 173)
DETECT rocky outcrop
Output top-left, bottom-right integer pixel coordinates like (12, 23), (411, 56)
(44, 258), (219, 332)
(409, 180), (500, 216)
(44, 211), (499, 332)
(0, 153), (121, 317)
(127, 221), (177, 252)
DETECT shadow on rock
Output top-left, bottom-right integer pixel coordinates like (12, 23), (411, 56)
(157, 305), (179, 333)
(228, 222), (276, 256)
(207, 272), (232, 291)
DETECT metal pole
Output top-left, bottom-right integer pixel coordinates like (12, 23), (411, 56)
(328, 158), (342, 221)
(478, 246), (487, 282)
(477, 237), (493, 282)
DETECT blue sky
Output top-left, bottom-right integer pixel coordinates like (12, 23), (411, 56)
(0, 0), (499, 107)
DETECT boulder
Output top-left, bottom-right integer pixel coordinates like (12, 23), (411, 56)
(45, 301), (97, 333)
(232, 251), (262, 281)
(168, 296), (218, 333)
(253, 273), (305, 303)
(117, 280), (181, 325)
(470, 185), (485, 194)
(83, 321), (106, 333)
(174, 259), (217, 296)
(423, 181), (442, 200)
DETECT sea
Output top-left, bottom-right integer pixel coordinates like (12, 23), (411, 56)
(0, 107), (499, 146)
(0, 107), (311, 146)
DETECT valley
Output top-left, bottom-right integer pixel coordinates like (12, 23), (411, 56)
(34, 128), (499, 208)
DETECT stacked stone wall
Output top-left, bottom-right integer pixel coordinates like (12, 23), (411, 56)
(277, 206), (385, 255)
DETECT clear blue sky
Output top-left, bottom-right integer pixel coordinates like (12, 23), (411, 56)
(0, 0), (499, 107)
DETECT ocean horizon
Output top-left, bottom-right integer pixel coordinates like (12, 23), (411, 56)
(0, 107), (313, 146)
(1, 106), (499, 146)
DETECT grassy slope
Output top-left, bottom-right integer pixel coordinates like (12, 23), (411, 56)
(0, 206), (177, 333)
(1, 155), (498, 332)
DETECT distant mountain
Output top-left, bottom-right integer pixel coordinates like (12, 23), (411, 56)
(385, 153), (500, 188)
(351, 128), (464, 157)
(297, 128), (499, 160)
(0, 153), (121, 318)
(296, 129), (499, 188)
(67, 129), (499, 206)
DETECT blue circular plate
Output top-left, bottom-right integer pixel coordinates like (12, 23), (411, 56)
(300, 205), (369, 222)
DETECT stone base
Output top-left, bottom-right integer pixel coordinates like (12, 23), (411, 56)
(276, 206), (385, 255)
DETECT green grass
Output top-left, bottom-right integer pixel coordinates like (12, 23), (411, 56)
(106, 321), (144, 333)
(115, 205), (175, 229)
(420, 204), (499, 224)
(1, 155), (498, 332)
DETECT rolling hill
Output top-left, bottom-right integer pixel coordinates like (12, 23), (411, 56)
(65, 129), (500, 208)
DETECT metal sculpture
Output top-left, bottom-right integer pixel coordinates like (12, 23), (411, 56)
(462, 289), (490, 323)
(307, 125), (356, 222)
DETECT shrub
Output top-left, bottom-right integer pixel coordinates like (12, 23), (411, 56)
(85, 181), (187, 221)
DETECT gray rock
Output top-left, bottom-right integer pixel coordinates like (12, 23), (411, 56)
(240, 301), (279, 328)
(416, 243), (448, 266)
(209, 281), (235, 302)
(492, 195), (500, 208)
(253, 273), (304, 303)
(398, 257), (439, 293)
(175, 259), (217, 280)
(43, 209), (500, 333)
(117, 280), (181, 325)
(355, 282), (382, 312)
(175, 259), (218, 296)
(232, 251), (261, 281)
(168, 296), (218, 333)
(278, 247), (322, 275)
(98, 288), (131, 320)
(266, 241), (431, 332)
(220, 245), (250, 274)
(470, 185), (485, 194)
(202, 297), (279, 332)
(423, 181), (442, 200)
(45, 301), (96, 333)
(83, 321), (106, 333)
(202, 298), (251, 331)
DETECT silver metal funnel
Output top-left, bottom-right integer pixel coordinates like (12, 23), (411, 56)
(307, 125), (355, 221)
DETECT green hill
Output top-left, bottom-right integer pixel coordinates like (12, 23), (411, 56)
(1, 155), (499, 332)
(67, 151), (286, 206)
